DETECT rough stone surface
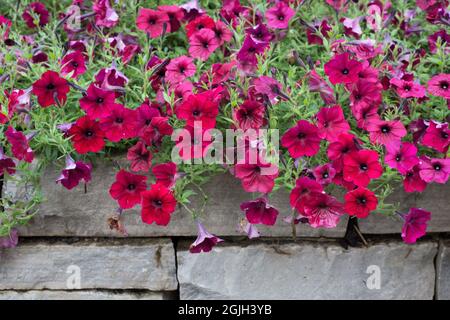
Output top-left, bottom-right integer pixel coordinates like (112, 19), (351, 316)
(0, 240), (177, 291)
(436, 240), (450, 300)
(178, 241), (437, 300)
(358, 183), (450, 234)
(4, 163), (346, 238)
(0, 290), (174, 300)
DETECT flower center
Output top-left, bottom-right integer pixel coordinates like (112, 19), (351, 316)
(153, 199), (163, 207)
(297, 132), (306, 139)
(84, 130), (93, 137)
(115, 117), (124, 124)
(441, 132), (449, 139)
(434, 163), (442, 171)
(127, 184), (136, 191)
(381, 125), (390, 133)
(395, 154), (402, 162)
(148, 18), (156, 25)
(202, 41), (209, 49)
(404, 85), (411, 92)
(360, 163), (368, 171)
(440, 81), (449, 90)
(145, 119), (151, 125)
(46, 83), (55, 90)
(192, 110), (200, 116)
(71, 61), (78, 67)
(96, 97), (104, 104)
(278, 15), (285, 21)
(357, 197), (367, 204)
(342, 68), (349, 75)
(322, 172), (329, 179)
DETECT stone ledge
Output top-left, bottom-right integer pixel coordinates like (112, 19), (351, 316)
(177, 241), (437, 300)
(0, 290), (175, 300)
(0, 239), (177, 291)
(436, 240), (450, 300)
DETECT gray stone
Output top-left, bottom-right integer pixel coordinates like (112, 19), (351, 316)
(0, 240), (177, 291)
(4, 163), (347, 238)
(436, 240), (450, 300)
(359, 183), (450, 234)
(177, 241), (437, 300)
(0, 290), (175, 300)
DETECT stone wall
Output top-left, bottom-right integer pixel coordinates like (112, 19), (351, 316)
(1, 163), (450, 300)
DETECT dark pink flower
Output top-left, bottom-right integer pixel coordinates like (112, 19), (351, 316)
(421, 121), (449, 153)
(253, 76), (286, 104)
(327, 133), (359, 171)
(281, 120), (321, 158)
(212, 20), (233, 45)
(343, 150), (383, 187)
(0, 15), (12, 40)
(152, 162), (177, 188)
(136, 8), (169, 38)
(185, 15), (215, 38)
(61, 51), (87, 79)
(141, 116), (173, 146)
(237, 36), (267, 68)
(289, 177), (323, 213)
(401, 208), (431, 244)
(307, 70), (336, 105)
(79, 84), (117, 119)
(135, 100), (162, 137)
(324, 53), (363, 85)
(0, 147), (16, 176)
(313, 163), (336, 185)
(367, 119), (407, 148)
(302, 193), (345, 229)
(419, 157), (450, 184)
(233, 100), (266, 130)
(5, 126), (34, 163)
(109, 170), (147, 209)
(344, 187), (378, 218)
(158, 5), (183, 33)
(349, 80), (383, 111)
(32, 71), (70, 107)
(100, 104), (137, 142)
(56, 156), (92, 190)
(403, 165), (428, 193)
(385, 142), (420, 175)
(246, 24), (273, 44)
(265, 2), (295, 29)
(190, 222), (224, 253)
(428, 30), (450, 54)
(390, 78), (426, 99)
(427, 74), (450, 99)
(165, 56), (196, 84)
(22, 2), (49, 28)
(240, 197), (279, 226)
(235, 159), (279, 193)
(93, 0), (119, 28)
(127, 141), (153, 172)
(316, 105), (350, 142)
(188, 28), (219, 61)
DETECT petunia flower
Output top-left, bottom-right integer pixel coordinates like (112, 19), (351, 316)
(419, 156), (450, 184)
(0, 15), (12, 40)
(240, 197), (279, 226)
(127, 141), (153, 173)
(366, 119), (407, 148)
(22, 2), (49, 28)
(316, 105), (350, 142)
(401, 208), (431, 244)
(349, 79), (383, 111)
(302, 192), (345, 229)
(307, 70), (336, 105)
(141, 116), (173, 146)
(289, 177), (323, 213)
(69, 116), (105, 154)
(100, 104), (137, 142)
(136, 8), (169, 38)
(32, 71), (70, 107)
(165, 56), (196, 84)
(403, 165), (428, 193)
(56, 155), (92, 190)
(324, 52), (363, 85)
(281, 120), (321, 158)
(390, 78), (426, 99)
(141, 183), (177, 226)
(234, 158), (279, 194)
(246, 23), (273, 44)
(93, 0), (119, 28)
(175, 126), (213, 161)
(94, 66), (129, 93)
(252, 76), (287, 105)
(421, 121), (449, 153)
(79, 84), (117, 119)
(135, 100), (162, 137)
(152, 162), (178, 188)
(313, 163), (336, 185)
(185, 15), (215, 38)
(327, 133), (359, 171)
(265, 1), (295, 29)
(343, 150), (383, 187)
(212, 20), (233, 45)
(306, 20), (331, 45)
(176, 92), (219, 129)
(188, 28), (219, 61)
(5, 126), (34, 163)
(238, 220), (261, 239)
(0, 147), (16, 176)
(427, 73), (450, 99)
(233, 99), (266, 130)
(385, 142), (420, 175)
(60, 51), (87, 79)
(190, 221), (224, 253)
(428, 30), (450, 54)
(236, 36), (267, 68)
(344, 187), (378, 218)
(352, 103), (380, 130)
(158, 5), (184, 33)
(109, 170), (147, 209)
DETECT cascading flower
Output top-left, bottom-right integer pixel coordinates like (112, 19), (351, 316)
(403, 165), (428, 193)
(152, 162), (178, 188)
(5, 127), (34, 163)
(401, 208), (431, 244)
(190, 222), (224, 253)
(240, 197), (279, 226)
(141, 183), (177, 226)
(235, 158), (279, 194)
(141, 116), (173, 146)
(289, 177), (324, 213)
(56, 156), (92, 190)
(302, 192), (345, 229)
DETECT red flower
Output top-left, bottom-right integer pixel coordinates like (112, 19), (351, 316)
(100, 104), (137, 142)
(366, 119), (407, 148)
(349, 80), (382, 111)
(344, 187), (378, 218)
(176, 92), (219, 129)
(281, 120), (321, 158)
(56, 156), (92, 190)
(308, 69), (336, 105)
(427, 74), (450, 99)
(421, 121), (449, 153)
(401, 208), (431, 244)
(141, 117), (173, 146)
(61, 51), (87, 79)
(403, 165), (427, 193)
(289, 177), (323, 213)
(233, 100), (266, 130)
(135, 100), (162, 136)
(127, 141), (152, 173)
(240, 197), (279, 226)
(0, 15), (12, 40)
(141, 183), (177, 226)
(5, 126), (34, 163)
(212, 20), (233, 45)
(185, 15), (215, 38)
(343, 150), (383, 187)
(188, 28), (219, 61)
(136, 8), (169, 38)
(302, 193), (345, 228)
(175, 126), (213, 161)
(327, 133), (359, 171)
(235, 159), (279, 193)
(0, 148), (16, 176)
(32, 71), (70, 107)
(316, 105), (350, 142)
(152, 162), (177, 188)
(80, 84), (117, 119)
(22, 2), (49, 28)
(69, 116), (105, 154)
(109, 170), (147, 209)
(324, 52), (363, 85)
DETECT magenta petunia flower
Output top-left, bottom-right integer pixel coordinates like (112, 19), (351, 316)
(109, 170), (147, 209)
(212, 20), (233, 45)
(306, 20), (331, 45)
(349, 79), (383, 111)
(343, 150), (383, 187)
(5, 126), (34, 163)
(94, 66), (129, 93)
(80, 84), (117, 119)
(32, 70), (70, 107)
(136, 8), (169, 38)
(316, 105), (350, 142)
(253, 76), (287, 104)
(366, 119), (407, 148)
(152, 162), (178, 188)
(176, 92), (219, 129)
(308, 70), (336, 105)
(327, 133), (359, 171)
(403, 165), (428, 193)
(427, 74), (450, 99)
(56, 155), (92, 190)
(237, 36), (267, 69)
(100, 104), (137, 142)
(93, 0), (119, 28)
(302, 192), (345, 229)
(60, 51), (87, 79)
(313, 163), (336, 185)
(165, 56), (196, 84)
(421, 121), (449, 153)
(0, 15), (12, 40)
(289, 177), (323, 213)
(127, 141), (153, 173)
(141, 116), (173, 146)
(385, 142), (420, 175)
(324, 52), (363, 85)
(390, 78), (426, 98)
(0, 147), (16, 176)
(240, 197), (279, 226)
(419, 157), (450, 184)
(281, 120), (321, 158)
(185, 15), (215, 38)
(135, 100), (162, 137)
(246, 23), (273, 44)
(190, 222), (224, 253)
(235, 158), (279, 194)
(428, 30), (450, 54)
(233, 99), (266, 130)
(401, 208), (431, 244)
(22, 2), (49, 28)
(188, 28), (219, 61)
(265, 1), (295, 29)
(158, 5), (184, 33)
(344, 187), (378, 218)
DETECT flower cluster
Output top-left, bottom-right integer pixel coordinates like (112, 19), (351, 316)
(1, 0), (449, 251)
